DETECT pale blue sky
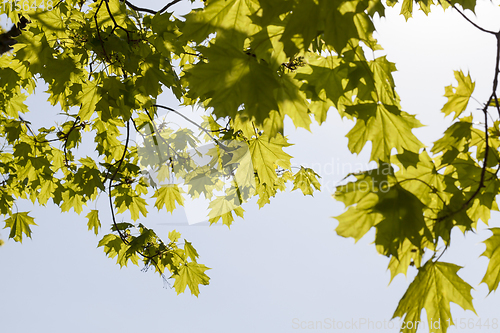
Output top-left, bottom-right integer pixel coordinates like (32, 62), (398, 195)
(2, 1), (500, 332)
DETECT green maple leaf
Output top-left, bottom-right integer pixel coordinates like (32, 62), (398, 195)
(249, 134), (292, 186)
(345, 103), (423, 162)
(60, 189), (85, 214)
(2, 119), (23, 143)
(335, 194), (382, 241)
(447, 0), (476, 12)
(208, 196), (244, 227)
(13, 29), (52, 72)
(442, 71), (475, 119)
(368, 56), (399, 106)
(38, 179), (57, 206)
(334, 163), (395, 206)
(393, 150), (446, 209)
(431, 116), (472, 155)
(400, 0), (414, 20)
(169, 230), (182, 243)
(322, 0), (374, 53)
(152, 185), (184, 213)
(86, 210), (101, 236)
(393, 261), (476, 333)
(275, 74), (312, 131)
(295, 54), (348, 115)
(182, 0), (260, 48)
(417, 0), (433, 15)
(480, 228), (500, 293)
(387, 239), (422, 282)
(5, 93), (29, 117)
(31, 8), (65, 35)
(0, 192), (13, 216)
(184, 240), (199, 262)
(334, 165), (395, 241)
(374, 184), (431, 258)
(250, 24), (287, 70)
(115, 194), (148, 221)
(184, 165), (223, 199)
(184, 42), (281, 127)
(280, 0), (322, 56)
(172, 262), (211, 297)
(0, 67), (21, 94)
(98, 233), (139, 267)
(136, 54), (174, 97)
(292, 167), (321, 196)
(4, 212), (36, 243)
(77, 79), (101, 121)
(126, 227), (157, 258)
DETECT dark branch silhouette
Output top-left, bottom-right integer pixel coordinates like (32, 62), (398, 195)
(0, 16), (29, 55)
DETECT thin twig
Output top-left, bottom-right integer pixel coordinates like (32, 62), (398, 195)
(122, 0), (184, 15)
(444, 0), (497, 35)
(153, 104), (227, 150)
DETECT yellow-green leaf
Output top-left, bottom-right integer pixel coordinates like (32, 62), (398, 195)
(153, 185), (184, 213)
(480, 228), (500, 293)
(393, 261), (476, 333)
(86, 210), (101, 236)
(442, 71), (475, 119)
(172, 262), (211, 297)
(4, 212), (36, 243)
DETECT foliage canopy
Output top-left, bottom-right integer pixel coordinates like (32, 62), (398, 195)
(1, 0), (500, 331)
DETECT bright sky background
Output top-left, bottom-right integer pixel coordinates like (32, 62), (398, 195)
(2, 1), (500, 332)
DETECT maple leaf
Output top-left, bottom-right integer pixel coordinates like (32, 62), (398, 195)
(98, 234), (139, 267)
(208, 196), (244, 227)
(442, 71), (475, 119)
(77, 79), (101, 122)
(275, 74), (312, 131)
(295, 54), (348, 114)
(152, 185), (184, 213)
(345, 103), (423, 162)
(4, 212), (36, 243)
(335, 195), (382, 241)
(393, 261), (476, 333)
(432, 116), (472, 155)
(184, 43), (281, 127)
(400, 0), (414, 20)
(182, 0), (260, 48)
(447, 0), (477, 12)
(114, 191), (148, 221)
(292, 167), (321, 196)
(249, 134), (292, 186)
(4, 93), (29, 117)
(334, 164), (395, 241)
(387, 239), (422, 282)
(393, 150), (447, 209)
(172, 262), (211, 297)
(374, 184), (432, 258)
(86, 210), (101, 236)
(184, 240), (199, 262)
(480, 228), (500, 293)
(368, 56), (399, 106)
(280, 0), (322, 56)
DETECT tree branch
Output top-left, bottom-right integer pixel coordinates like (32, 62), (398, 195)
(443, 0), (497, 35)
(0, 16), (29, 55)
(122, 0), (184, 15)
